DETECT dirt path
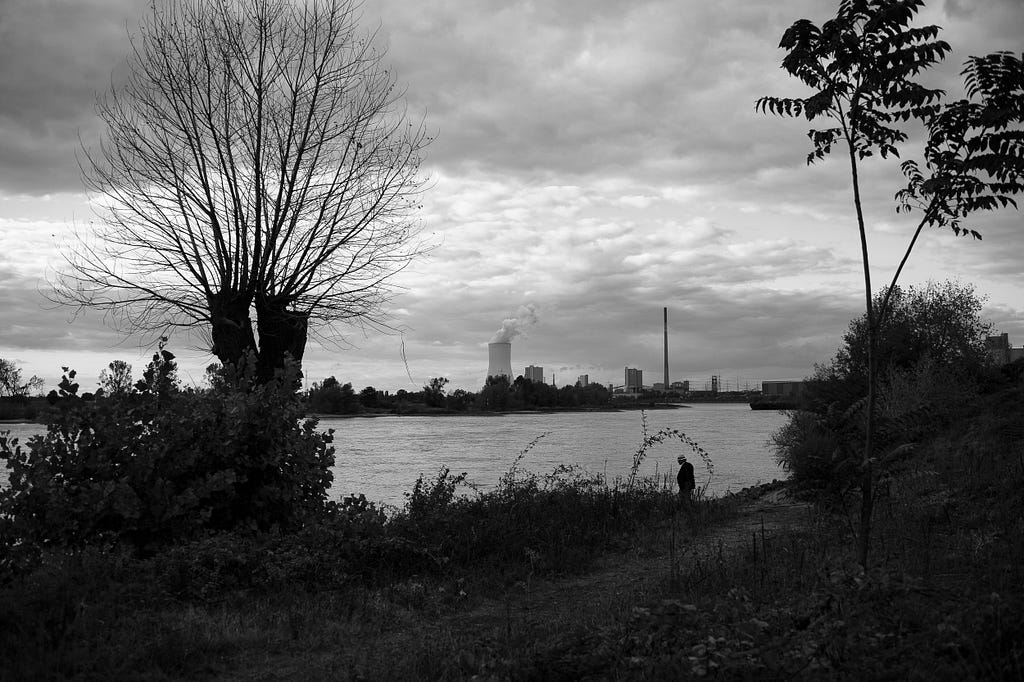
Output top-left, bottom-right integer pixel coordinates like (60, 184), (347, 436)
(216, 488), (815, 680)
(443, 486), (814, 639)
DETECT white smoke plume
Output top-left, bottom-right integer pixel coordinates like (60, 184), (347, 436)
(489, 303), (539, 343)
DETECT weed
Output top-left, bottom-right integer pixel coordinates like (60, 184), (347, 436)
(627, 410), (714, 492)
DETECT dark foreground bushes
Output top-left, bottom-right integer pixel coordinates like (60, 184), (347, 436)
(1, 377), (713, 679)
(0, 458), (698, 679)
(0, 349), (334, 565)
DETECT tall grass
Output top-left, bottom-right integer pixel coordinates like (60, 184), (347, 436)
(389, 420), (711, 581)
(0, 419), (729, 679)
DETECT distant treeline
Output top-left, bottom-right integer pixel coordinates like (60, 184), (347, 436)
(304, 375), (615, 414)
(304, 375), (757, 415)
(0, 396), (46, 422)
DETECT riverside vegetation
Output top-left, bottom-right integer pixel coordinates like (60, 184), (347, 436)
(2, 300), (1024, 679)
(6, 0), (1021, 676)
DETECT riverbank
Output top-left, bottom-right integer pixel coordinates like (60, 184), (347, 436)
(3, 384), (1022, 679)
(0, 479), (798, 680)
(4, 468), (1020, 679)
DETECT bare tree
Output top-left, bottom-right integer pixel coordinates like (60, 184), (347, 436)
(0, 359), (44, 398)
(98, 360), (134, 396)
(58, 0), (429, 381)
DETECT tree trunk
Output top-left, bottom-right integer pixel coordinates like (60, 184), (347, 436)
(847, 138), (876, 569)
(208, 290), (257, 368)
(255, 299), (309, 384)
(859, 333), (877, 568)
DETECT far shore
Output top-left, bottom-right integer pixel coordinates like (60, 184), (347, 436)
(313, 403), (693, 419)
(3, 398), (777, 426)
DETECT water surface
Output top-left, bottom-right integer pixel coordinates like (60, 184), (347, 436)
(1, 404), (789, 508)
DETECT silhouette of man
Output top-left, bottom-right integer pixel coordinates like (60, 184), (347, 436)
(677, 455), (695, 503)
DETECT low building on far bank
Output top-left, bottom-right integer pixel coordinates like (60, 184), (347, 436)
(751, 379), (805, 410)
(986, 333), (1024, 365)
(761, 380), (804, 398)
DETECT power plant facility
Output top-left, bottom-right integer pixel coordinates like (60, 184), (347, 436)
(487, 342), (513, 380)
(481, 306), (782, 394)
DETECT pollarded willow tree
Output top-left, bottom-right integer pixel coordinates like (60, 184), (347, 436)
(57, 0), (429, 382)
(758, 0), (1023, 567)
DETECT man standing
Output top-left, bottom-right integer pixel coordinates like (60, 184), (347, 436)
(677, 455), (695, 503)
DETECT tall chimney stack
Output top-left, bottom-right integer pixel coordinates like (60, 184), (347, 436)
(663, 307), (669, 391)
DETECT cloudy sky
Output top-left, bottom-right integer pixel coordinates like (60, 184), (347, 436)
(1, 0), (1023, 393)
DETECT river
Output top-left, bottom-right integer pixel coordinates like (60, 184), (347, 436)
(1, 404), (789, 508)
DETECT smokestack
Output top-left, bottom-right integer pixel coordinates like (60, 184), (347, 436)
(487, 342), (513, 381)
(663, 307), (669, 391)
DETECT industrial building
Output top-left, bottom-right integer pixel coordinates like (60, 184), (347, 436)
(487, 342), (512, 381)
(625, 367), (643, 392)
(761, 380), (804, 397)
(482, 306), (796, 395)
(986, 333), (1024, 365)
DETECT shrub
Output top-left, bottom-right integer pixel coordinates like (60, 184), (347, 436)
(0, 349), (334, 552)
(878, 354), (978, 435)
(771, 409), (846, 490)
(774, 352), (983, 494)
(774, 281), (994, 493)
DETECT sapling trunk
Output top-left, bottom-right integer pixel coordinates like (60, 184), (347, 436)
(847, 138), (876, 569)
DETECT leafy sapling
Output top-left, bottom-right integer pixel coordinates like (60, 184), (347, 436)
(757, 0), (1023, 566)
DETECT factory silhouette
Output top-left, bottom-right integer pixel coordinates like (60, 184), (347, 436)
(486, 307), (801, 397)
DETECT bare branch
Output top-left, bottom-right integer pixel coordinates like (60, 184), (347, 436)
(53, 0), (429, 379)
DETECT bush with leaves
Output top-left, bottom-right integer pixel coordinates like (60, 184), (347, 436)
(775, 281), (990, 493)
(0, 346), (334, 554)
(830, 281), (991, 393)
(771, 410), (845, 490)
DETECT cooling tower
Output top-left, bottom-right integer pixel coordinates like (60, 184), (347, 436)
(487, 342), (513, 380)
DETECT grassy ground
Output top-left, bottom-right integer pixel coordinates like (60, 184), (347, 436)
(2, 386), (1023, 680)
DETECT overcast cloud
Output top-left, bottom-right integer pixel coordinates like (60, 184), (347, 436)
(0, 0), (1022, 391)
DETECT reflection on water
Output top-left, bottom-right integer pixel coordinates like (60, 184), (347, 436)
(2, 404), (789, 507)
